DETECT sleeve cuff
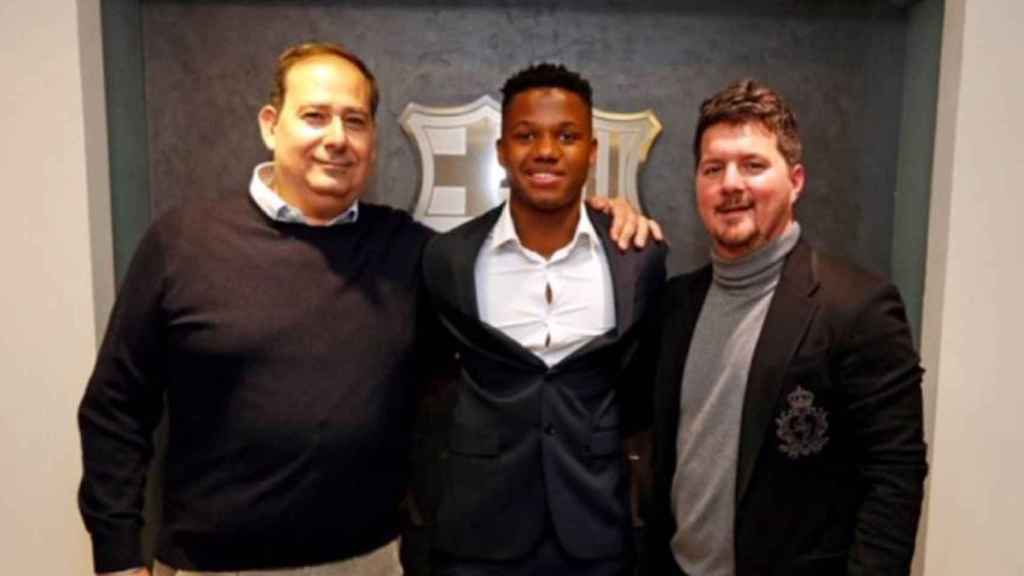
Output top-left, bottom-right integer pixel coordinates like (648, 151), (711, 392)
(89, 526), (144, 574)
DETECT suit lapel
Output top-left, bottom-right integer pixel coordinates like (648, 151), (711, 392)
(433, 205), (547, 368)
(589, 207), (636, 335)
(735, 240), (819, 504)
(444, 205), (503, 319)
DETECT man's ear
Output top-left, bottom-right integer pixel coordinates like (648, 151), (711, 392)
(589, 137), (598, 167)
(788, 163), (806, 205)
(258, 105), (279, 151)
(496, 138), (507, 168)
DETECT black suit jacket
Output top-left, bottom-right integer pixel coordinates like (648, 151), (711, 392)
(421, 205), (666, 561)
(649, 239), (927, 576)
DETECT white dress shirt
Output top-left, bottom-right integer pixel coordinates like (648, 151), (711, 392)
(249, 162), (359, 226)
(475, 202), (616, 367)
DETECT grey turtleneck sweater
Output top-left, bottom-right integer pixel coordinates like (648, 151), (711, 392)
(670, 223), (801, 576)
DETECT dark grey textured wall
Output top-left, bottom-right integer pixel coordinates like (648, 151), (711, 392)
(140, 1), (909, 276)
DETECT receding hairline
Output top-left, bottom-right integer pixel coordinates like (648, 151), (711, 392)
(270, 43), (379, 117)
(276, 54), (374, 111)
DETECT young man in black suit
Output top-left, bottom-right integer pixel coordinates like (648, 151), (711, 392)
(421, 64), (666, 576)
(648, 79), (927, 576)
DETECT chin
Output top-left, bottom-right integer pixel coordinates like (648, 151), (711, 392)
(521, 190), (579, 211)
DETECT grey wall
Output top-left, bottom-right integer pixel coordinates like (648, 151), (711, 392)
(893, 0), (943, 341)
(137, 0), (916, 278)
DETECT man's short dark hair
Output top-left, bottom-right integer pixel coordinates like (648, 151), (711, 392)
(500, 63), (593, 116)
(271, 41), (379, 119)
(694, 79), (802, 167)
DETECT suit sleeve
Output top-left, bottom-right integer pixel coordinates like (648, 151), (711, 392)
(414, 235), (459, 400)
(78, 225), (169, 573)
(840, 283), (928, 575)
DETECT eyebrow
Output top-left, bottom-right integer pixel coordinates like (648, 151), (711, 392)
(297, 102), (369, 113)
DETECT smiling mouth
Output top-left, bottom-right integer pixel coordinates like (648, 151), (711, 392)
(525, 171), (565, 187)
(717, 204), (752, 214)
(316, 159), (354, 170)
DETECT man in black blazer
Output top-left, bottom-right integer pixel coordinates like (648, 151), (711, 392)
(648, 80), (927, 576)
(421, 64), (665, 575)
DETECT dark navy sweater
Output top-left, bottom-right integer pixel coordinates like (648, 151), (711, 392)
(79, 194), (435, 572)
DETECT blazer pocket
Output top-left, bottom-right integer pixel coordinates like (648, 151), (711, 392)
(449, 425), (500, 457)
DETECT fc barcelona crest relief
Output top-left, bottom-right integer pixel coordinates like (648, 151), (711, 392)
(775, 386), (830, 459)
(400, 95), (661, 231)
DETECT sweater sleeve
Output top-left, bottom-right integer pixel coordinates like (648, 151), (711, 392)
(78, 223), (170, 573)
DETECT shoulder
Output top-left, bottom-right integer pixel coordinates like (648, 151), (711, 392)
(664, 263), (711, 299)
(799, 242), (912, 343)
(423, 206), (501, 265)
(804, 243), (896, 312)
(586, 207), (669, 272)
(148, 193), (255, 236)
(358, 202), (435, 244)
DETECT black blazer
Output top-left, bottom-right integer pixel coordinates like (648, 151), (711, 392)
(421, 205), (666, 561)
(649, 239), (927, 576)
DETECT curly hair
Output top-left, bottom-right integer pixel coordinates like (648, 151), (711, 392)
(694, 79), (801, 167)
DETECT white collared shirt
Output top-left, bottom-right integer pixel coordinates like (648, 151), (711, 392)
(249, 162), (359, 226)
(474, 202), (616, 367)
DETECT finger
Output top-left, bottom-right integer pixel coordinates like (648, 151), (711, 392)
(633, 218), (651, 249)
(609, 203), (626, 241)
(649, 219), (665, 243)
(617, 213), (638, 251)
(586, 195), (612, 213)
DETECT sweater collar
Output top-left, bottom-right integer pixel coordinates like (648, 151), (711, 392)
(711, 222), (801, 291)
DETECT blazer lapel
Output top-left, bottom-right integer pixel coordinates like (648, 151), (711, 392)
(444, 205), (503, 319)
(589, 207), (636, 335)
(735, 240), (820, 504)
(432, 205), (547, 368)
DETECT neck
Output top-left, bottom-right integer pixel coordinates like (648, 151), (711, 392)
(509, 198), (582, 259)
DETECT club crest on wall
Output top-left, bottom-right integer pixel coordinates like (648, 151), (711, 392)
(400, 95), (661, 232)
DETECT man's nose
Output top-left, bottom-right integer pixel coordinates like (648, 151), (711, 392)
(531, 134), (560, 160)
(323, 116), (347, 148)
(722, 163), (743, 190)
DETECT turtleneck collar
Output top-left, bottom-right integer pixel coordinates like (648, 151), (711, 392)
(711, 222), (801, 292)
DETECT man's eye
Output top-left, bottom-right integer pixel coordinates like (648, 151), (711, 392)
(701, 165), (722, 176)
(302, 111), (327, 123)
(744, 161), (767, 173)
(513, 131), (534, 141)
(559, 132), (579, 144)
(344, 115), (369, 130)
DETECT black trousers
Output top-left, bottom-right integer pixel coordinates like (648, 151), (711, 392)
(433, 528), (633, 576)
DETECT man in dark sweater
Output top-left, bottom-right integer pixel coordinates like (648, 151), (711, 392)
(78, 43), (656, 576)
(648, 80), (927, 575)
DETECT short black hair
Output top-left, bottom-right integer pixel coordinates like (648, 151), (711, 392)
(500, 63), (593, 115)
